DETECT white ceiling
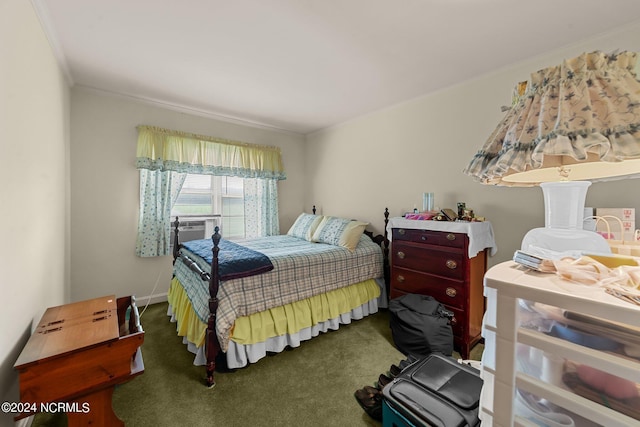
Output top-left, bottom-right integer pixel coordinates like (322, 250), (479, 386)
(34, 0), (640, 135)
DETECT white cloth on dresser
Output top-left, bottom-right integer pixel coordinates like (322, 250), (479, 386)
(387, 217), (497, 258)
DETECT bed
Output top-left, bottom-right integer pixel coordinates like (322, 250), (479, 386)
(168, 207), (390, 387)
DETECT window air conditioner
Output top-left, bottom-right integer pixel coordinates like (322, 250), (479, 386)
(169, 217), (221, 251)
(170, 220), (205, 251)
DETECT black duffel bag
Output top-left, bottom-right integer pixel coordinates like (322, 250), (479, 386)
(388, 293), (454, 358)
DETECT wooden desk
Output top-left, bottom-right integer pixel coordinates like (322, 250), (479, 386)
(14, 295), (144, 426)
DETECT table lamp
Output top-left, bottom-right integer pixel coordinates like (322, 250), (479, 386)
(464, 50), (640, 253)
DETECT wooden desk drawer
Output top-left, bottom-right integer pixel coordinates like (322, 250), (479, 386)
(391, 267), (465, 309)
(393, 228), (465, 249)
(392, 242), (465, 280)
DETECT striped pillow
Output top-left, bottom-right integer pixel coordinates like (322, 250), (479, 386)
(287, 213), (324, 241)
(311, 216), (368, 251)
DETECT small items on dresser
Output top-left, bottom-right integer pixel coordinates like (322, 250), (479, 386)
(404, 199), (486, 222)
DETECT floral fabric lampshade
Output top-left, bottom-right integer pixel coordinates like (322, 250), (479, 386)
(464, 50), (640, 186)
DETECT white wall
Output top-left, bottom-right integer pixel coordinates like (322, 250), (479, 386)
(69, 88), (307, 303)
(306, 21), (640, 267)
(0, 1), (70, 424)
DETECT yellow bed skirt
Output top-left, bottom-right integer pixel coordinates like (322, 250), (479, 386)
(168, 277), (381, 348)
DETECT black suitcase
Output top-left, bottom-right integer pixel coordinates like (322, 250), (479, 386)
(382, 353), (483, 427)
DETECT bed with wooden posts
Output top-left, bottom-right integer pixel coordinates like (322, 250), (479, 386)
(169, 207), (389, 387)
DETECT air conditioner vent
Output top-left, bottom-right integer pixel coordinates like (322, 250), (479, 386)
(170, 217), (220, 251)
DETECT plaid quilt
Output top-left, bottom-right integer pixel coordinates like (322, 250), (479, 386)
(173, 234), (383, 351)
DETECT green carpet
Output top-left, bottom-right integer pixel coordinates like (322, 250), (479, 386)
(32, 302), (483, 427)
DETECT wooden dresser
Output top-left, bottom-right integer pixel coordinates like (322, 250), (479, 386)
(388, 218), (495, 359)
(13, 295), (144, 426)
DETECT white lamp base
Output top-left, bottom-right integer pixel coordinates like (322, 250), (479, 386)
(521, 227), (611, 253)
(520, 181), (611, 254)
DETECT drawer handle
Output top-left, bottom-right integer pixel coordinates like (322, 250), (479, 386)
(445, 287), (457, 298)
(396, 275), (405, 283)
(446, 233), (456, 241)
(446, 260), (457, 269)
(398, 229), (406, 235)
(397, 251), (405, 259)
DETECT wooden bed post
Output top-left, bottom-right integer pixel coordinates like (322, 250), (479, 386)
(172, 216), (180, 263)
(383, 207), (390, 293)
(205, 226), (222, 388)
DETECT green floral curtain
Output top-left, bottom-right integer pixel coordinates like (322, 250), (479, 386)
(136, 169), (186, 257)
(135, 126), (286, 257)
(244, 178), (280, 238)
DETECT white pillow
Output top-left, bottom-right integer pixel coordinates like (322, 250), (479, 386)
(287, 213), (324, 241)
(311, 216), (368, 251)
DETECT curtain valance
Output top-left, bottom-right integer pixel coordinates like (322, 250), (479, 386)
(135, 125), (286, 180)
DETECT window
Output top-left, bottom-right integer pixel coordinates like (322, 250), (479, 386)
(135, 126), (283, 257)
(171, 174), (245, 239)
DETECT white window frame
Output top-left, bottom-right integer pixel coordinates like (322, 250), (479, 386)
(171, 174), (245, 239)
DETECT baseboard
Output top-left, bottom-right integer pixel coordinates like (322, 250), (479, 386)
(136, 291), (168, 308)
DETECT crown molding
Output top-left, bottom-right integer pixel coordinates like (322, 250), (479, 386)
(75, 85), (304, 136)
(30, 0), (74, 86)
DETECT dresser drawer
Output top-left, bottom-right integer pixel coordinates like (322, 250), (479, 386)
(392, 228), (465, 249)
(390, 267), (466, 309)
(392, 242), (465, 280)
